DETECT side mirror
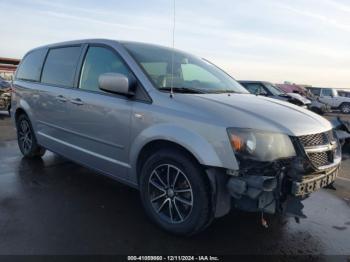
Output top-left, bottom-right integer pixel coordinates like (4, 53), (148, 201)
(98, 73), (135, 96)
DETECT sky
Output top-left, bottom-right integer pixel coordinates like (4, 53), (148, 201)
(1, 0), (350, 88)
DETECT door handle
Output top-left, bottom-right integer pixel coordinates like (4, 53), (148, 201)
(70, 98), (84, 105)
(56, 95), (67, 102)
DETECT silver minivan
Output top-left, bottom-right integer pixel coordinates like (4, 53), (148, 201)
(12, 39), (341, 235)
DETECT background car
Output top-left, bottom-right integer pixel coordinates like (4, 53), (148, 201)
(308, 97), (331, 115)
(0, 76), (11, 113)
(0, 76), (11, 90)
(306, 87), (350, 114)
(239, 80), (311, 108)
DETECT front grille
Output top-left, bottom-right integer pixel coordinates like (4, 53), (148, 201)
(298, 132), (329, 147)
(308, 152), (333, 168)
(297, 131), (337, 169)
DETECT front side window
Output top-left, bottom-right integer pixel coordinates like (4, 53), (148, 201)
(242, 83), (267, 95)
(16, 49), (47, 82)
(79, 46), (130, 92)
(322, 89), (333, 97)
(41, 46), (81, 87)
(123, 42), (248, 94)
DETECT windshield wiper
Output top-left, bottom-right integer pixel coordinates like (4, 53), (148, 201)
(210, 89), (240, 94)
(160, 87), (206, 94)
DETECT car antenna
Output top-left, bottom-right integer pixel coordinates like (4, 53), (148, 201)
(170, 0), (176, 98)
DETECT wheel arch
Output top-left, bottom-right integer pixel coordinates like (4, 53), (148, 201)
(14, 107), (27, 122)
(136, 139), (202, 182)
(128, 124), (234, 185)
(340, 101), (350, 107)
(14, 98), (34, 123)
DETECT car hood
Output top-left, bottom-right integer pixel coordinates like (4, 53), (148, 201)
(177, 93), (332, 136)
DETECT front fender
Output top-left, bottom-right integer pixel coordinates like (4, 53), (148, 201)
(128, 123), (236, 184)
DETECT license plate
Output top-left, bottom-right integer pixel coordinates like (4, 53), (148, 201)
(291, 169), (338, 196)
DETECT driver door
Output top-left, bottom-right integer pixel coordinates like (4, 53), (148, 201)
(319, 88), (334, 107)
(62, 45), (134, 180)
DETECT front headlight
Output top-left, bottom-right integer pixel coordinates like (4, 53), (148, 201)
(227, 128), (296, 162)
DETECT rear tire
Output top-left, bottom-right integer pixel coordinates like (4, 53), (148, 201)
(16, 114), (46, 158)
(139, 148), (213, 236)
(340, 103), (350, 114)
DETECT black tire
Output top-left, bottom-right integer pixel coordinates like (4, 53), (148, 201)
(16, 114), (46, 158)
(139, 148), (212, 236)
(340, 103), (350, 114)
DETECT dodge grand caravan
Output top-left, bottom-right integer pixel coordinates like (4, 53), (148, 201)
(12, 39), (341, 235)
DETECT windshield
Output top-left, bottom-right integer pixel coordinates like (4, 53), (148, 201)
(122, 42), (248, 94)
(264, 83), (285, 96)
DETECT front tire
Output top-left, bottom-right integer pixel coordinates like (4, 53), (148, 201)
(16, 114), (46, 158)
(139, 148), (213, 236)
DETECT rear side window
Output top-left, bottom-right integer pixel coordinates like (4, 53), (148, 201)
(16, 49), (47, 81)
(41, 46), (81, 87)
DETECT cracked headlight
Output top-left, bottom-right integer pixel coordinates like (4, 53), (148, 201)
(227, 128), (296, 162)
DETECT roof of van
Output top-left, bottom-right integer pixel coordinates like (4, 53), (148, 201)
(28, 39), (175, 52)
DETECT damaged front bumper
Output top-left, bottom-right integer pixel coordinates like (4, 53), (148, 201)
(210, 130), (342, 220)
(291, 167), (338, 196)
(225, 165), (339, 217)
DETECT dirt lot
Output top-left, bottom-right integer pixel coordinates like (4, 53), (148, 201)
(0, 111), (350, 256)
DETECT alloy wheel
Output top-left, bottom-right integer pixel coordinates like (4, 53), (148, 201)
(342, 105), (350, 113)
(148, 164), (193, 224)
(18, 119), (33, 154)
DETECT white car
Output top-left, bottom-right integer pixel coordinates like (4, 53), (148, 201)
(308, 87), (350, 114)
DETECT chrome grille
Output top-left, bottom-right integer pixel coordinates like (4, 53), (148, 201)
(308, 152), (332, 168)
(297, 131), (337, 169)
(298, 132), (329, 147)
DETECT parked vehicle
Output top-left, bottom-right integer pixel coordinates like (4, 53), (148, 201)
(303, 90), (331, 115)
(329, 117), (350, 146)
(12, 40), (341, 235)
(0, 76), (11, 113)
(307, 87), (350, 114)
(0, 76), (11, 89)
(308, 97), (331, 115)
(239, 81), (311, 108)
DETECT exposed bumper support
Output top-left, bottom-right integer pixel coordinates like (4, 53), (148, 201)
(206, 168), (231, 218)
(227, 175), (278, 214)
